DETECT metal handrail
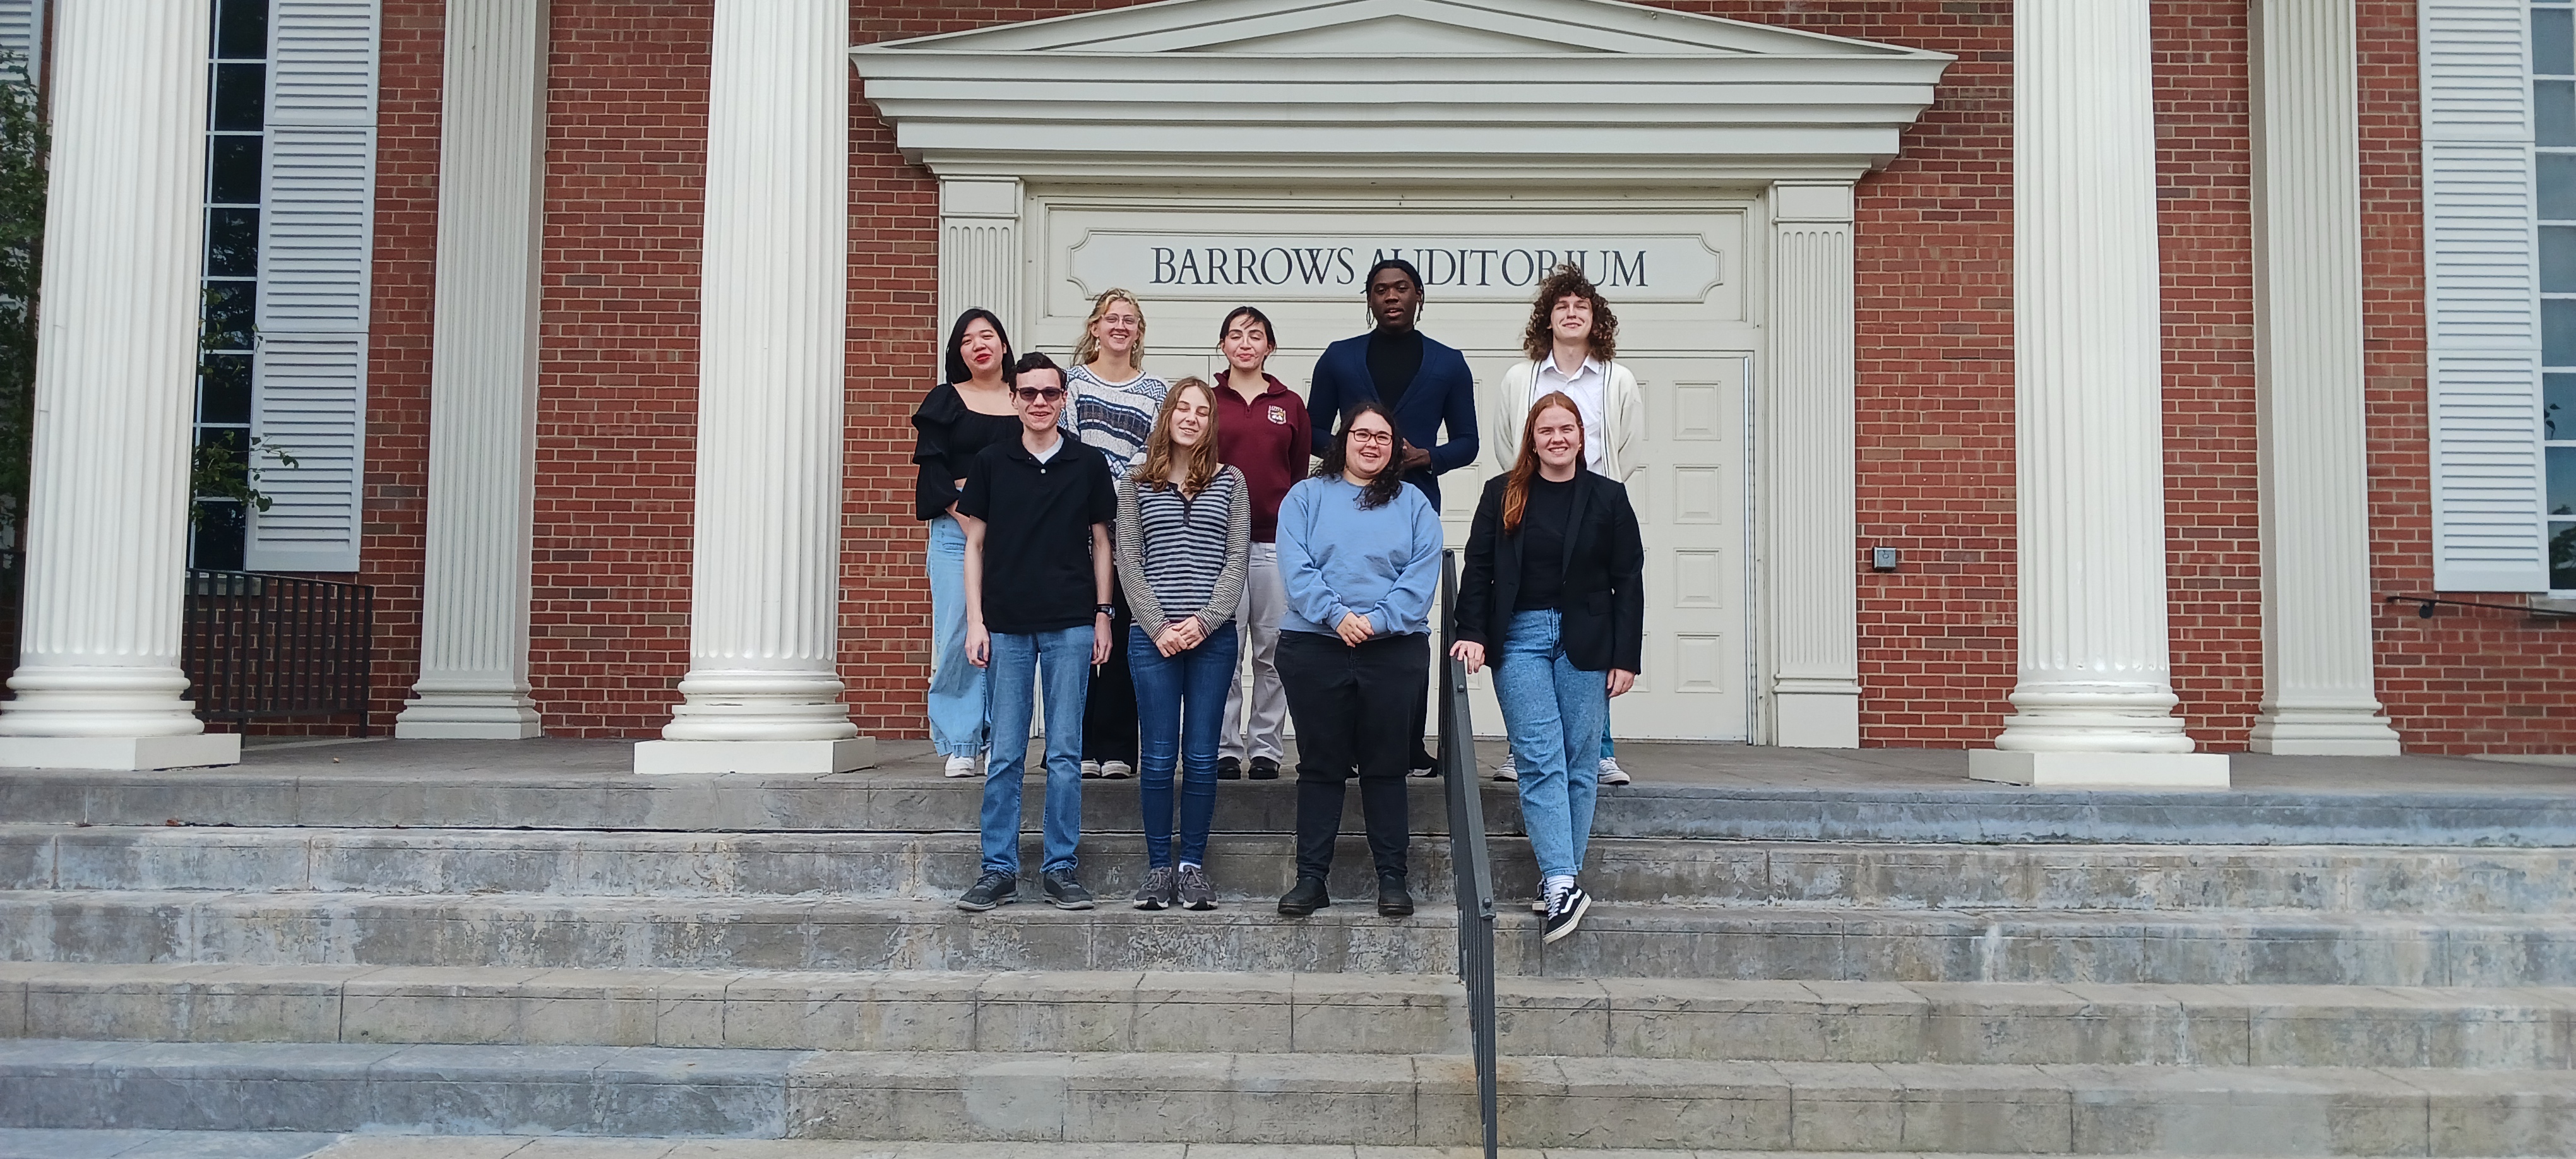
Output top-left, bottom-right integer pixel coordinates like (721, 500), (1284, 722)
(2385, 593), (2576, 621)
(1437, 548), (1499, 1158)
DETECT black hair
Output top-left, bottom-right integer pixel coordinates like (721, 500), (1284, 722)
(943, 309), (1017, 386)
(1011, 351), (1063, 381)
(1313, 401), (1407, 511)
(1365, 258), (1424, 294)
(1219, 305), (1279, 348)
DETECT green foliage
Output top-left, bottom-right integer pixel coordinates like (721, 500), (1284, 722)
(189, 435), (297, 526)
(0, 50), (42, 544)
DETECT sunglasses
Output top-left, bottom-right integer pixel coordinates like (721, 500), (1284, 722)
(1014, 387), (1068, 402)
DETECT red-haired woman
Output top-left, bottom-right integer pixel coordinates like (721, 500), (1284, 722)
(1451, 392), (1644, 943)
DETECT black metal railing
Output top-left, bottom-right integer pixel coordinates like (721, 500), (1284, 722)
(2386, 593), (2576, 621)
(182, 569), (374, 734)
(1437, 548), (1499, 1158)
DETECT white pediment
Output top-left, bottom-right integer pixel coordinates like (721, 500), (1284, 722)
(850, 0), (1952, 182)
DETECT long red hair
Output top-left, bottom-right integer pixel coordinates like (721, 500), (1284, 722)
(1503, 391), (1583, 533)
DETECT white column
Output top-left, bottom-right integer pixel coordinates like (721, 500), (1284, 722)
(0, 0), (238, 771)
(395, 0), (549, 740)
(2246, 0), (2404, 755)
(1767, 181), (1862, 748)
(938, 177), (1022, 328)
(634, 0), (871, 775)
(1970, 0), (2228, 788)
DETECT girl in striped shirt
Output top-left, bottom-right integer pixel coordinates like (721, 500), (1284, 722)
(1116, 377), (1250, 911)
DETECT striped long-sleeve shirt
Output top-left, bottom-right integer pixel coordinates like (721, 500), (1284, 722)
(1116, 465), (1251, 634)
(1068, 364), (1169, 481)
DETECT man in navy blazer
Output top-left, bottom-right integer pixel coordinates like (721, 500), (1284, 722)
(1308, 259), (1479, 511)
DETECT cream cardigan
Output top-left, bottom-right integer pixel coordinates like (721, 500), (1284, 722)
(1488, 357), (1643, 481)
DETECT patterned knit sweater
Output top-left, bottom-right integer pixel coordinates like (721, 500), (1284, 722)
(1115, 465), (1251, 633)
(1067, 364), (1169, 482)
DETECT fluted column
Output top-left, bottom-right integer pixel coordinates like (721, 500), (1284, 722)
(1969, 0), (2228, 787)
(0, 0), (239, 771)
(395, 0), (550, 740)
(938, 177), (1021, 329)
(2246, 0), (2402, 755)
(1767, 181), (1861, 747)
(634, 0), (871, 775)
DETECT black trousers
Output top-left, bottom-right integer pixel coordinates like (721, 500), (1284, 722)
(1083, 578), (1138, 764)
(1277, 629), (1425, 883)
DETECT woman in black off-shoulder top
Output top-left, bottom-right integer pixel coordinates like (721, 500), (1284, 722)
(914, 309), (1025, 778)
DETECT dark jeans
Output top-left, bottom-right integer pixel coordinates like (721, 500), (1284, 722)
(1084, 579), (1138, 763)
(1129, 622), (1239, 868)
(1277, 629), (1426, 883)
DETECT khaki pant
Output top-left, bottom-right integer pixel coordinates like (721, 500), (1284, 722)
(1220, 542), (1288, 763)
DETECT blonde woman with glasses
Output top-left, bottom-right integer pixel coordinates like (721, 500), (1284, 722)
(1068, 289), (1169, 782)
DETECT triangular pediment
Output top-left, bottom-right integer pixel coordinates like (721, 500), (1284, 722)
(859, 0), (1933, 59)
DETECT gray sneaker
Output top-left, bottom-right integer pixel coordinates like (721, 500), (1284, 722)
(1133, 865), (1177, 910)
(1176, 864), (1217, 910)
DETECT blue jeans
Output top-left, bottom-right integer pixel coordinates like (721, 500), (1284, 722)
(926, 516), (988, 758)
(1494, 609), (1609, 881)
(1129, 622), (1239, 868)
(981, 626), (1093, 877)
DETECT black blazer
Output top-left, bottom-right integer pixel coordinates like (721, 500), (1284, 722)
(1453, 470), (1645, 674)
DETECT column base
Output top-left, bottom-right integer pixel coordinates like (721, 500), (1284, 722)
(633, 737), (876, 776)
(2249, 711), (2403, 756)
(397, 683), (543, 739)
(1773, 687), (1860, 748)
(1969, 749), (2231, 788)
(0, 732), (242, 771)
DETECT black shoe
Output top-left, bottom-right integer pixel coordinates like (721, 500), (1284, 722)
(1217, 756), (1242, 781)
(1377, 874), (1414, 917)
(1041, 869), (1095, 910)
(1408, 751), (1440, 778)
(1277, 876), (1330, 916)
(1542, 882), (1592, 944)
(957, 870), (1017, 912)
(1249, 756), (1280, 780)
(1133, 865), (1176, 910)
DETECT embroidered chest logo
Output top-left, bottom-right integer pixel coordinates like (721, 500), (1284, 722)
(1266, 405), (1287, 425)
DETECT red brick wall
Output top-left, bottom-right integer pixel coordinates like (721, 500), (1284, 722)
(359, 1), (439, 731)
(2359, 1), (2576, 754)
(348, 0), (2575, 751)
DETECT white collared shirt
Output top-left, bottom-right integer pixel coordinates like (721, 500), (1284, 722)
(1534, 354), (1609, 474)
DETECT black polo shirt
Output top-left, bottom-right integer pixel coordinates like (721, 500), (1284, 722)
(958, 434), (1117, 636)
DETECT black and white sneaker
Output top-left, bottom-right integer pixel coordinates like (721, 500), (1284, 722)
(957, 870), (1017, 912)
(1541, 881), (1591, 944)
(1041, 868), (1095, 910)
(1133, 866), (1176, 910)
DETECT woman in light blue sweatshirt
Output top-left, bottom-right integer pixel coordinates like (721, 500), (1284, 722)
(1272, 402), (1445, 919)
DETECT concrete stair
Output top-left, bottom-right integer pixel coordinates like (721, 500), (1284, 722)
(4, 755), (2576, 1153)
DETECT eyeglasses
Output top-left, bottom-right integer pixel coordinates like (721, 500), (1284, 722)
(1347, 429), (1395, 446)
(1014, 388), (1068, 402)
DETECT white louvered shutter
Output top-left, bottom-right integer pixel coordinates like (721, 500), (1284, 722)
(0, 0), (40, 87)
(249, 0), (378, 572)
(2423, 0), (2551, 591)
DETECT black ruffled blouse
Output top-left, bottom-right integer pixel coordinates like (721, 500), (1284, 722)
(911, 383), (1025, 521)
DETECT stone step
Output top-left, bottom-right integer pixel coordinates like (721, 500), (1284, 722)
(13, 890), (2576, 985)
(18, 764), (2576, 847)
(21, 824), (2576, 915)
(0, 1133), (1702, 1159)
(6, 963), (2573, 1071)
(4, 1039), (2573, 1151)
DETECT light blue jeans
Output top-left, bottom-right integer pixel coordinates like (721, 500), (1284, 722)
(926, 515), (987, 758)
(1494, 609), (1609, 881)
(981, 625), (1092, 877)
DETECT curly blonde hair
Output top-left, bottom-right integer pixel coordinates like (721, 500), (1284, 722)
(1073, 288), (1147, 369)
(1519, 263), (1618, 362)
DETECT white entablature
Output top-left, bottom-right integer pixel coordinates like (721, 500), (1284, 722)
(848, 0), (1953, 183)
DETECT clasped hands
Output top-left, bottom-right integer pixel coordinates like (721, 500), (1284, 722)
(1152, 616), (1211, 657)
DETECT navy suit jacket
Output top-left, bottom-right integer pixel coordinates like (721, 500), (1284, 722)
(1307, 331), (1480, 509)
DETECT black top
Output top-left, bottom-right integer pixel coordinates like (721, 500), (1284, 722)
(1454, 469), (1646, 674)
(911, 383), (1025, 521)
(1512, 475), (1577, 612)
(958, 436), (1117, 636)
(1365, 328), (1424, 415)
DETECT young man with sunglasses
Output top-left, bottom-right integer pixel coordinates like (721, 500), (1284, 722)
(955, 352), (1118, 912)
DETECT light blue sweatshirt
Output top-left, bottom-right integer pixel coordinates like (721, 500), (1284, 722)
(1274, 476), (1445, 638)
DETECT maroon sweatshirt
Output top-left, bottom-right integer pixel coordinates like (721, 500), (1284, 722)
(1212, 372), (1311, 544)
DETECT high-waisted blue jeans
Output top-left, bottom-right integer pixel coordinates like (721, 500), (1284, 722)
(1494, 609), (1609, 881)
(925, 515), (988, 758)
(1128, 622), (1239, 868)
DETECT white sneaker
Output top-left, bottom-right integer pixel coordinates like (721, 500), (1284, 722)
(1101, 760), (1133, 780)
(1081, 760), (1102, 778)
(1493, 754), (1518, 782)
(1599, 756), (1630, 786)
(943, 754), (976, 778)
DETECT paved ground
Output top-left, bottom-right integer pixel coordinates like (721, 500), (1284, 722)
(236, 734), (2576, 797)
(0, 1132), (1704, 1158)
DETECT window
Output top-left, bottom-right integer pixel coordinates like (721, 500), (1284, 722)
(195, 0), (265, 571)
